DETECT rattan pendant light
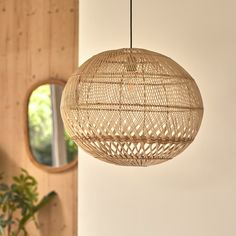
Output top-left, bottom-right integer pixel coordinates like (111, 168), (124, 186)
(61, 0), (203, 167)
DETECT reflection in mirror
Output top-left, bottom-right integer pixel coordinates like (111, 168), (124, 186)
(28, 83), (77, 168)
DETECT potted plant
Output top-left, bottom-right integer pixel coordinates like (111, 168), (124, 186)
(0, 169), (56, 236)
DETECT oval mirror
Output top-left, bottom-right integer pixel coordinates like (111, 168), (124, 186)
(26, 81), (77, 172)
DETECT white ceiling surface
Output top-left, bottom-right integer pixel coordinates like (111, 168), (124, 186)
(78, 0), (236, 235)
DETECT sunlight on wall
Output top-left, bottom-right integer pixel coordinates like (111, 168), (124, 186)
(78, 0), (236, 235)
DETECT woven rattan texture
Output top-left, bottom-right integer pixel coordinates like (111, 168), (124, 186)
(61, 48), (203, 166)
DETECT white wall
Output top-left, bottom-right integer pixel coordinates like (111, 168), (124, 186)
(78, 0), (236, 235)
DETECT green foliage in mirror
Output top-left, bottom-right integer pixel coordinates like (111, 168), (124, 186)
(28, 84), (77, 168)
(28, 85), (53, 165)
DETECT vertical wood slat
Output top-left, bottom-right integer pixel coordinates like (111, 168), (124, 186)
(0, 0), (78, 235)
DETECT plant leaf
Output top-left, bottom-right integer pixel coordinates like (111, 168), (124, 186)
(18, 191), (57, 229)
(0, 184), (9, 192)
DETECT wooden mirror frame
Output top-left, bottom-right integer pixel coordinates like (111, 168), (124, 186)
(25, 79), (78, 173)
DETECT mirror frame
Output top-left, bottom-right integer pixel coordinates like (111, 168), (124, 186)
(25, 79), (78, 173)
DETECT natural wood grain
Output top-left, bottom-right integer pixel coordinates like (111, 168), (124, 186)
(0, 0), (78, 235)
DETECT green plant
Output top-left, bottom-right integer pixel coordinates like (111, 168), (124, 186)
(0, 169), (56, 236)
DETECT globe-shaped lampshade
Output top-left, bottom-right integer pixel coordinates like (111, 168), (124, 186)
(61, 48), (203, 166)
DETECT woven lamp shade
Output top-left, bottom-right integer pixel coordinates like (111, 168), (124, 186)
(61, 48), (203, 166)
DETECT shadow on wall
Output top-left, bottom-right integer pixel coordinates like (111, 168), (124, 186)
(0, 148), (20, 179)
(38, 195), (65, 235)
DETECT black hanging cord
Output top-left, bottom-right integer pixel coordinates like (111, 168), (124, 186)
(130, 0), (133, 48)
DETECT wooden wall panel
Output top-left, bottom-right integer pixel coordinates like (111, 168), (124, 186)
(0, 0), (78, 235)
